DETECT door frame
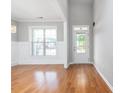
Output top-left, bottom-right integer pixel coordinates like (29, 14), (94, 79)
(72, 25), (90, 63)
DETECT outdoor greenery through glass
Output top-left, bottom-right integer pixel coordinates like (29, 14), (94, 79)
(76, 33), (86, 53)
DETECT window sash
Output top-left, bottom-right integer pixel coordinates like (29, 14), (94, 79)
(32, 42), (44, 56)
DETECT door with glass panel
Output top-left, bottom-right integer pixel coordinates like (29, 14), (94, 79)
(73, 25), (89, 63)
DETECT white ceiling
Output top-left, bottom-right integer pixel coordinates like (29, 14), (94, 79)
(12, 0), (93, 22)
(11, 0), (64, 22)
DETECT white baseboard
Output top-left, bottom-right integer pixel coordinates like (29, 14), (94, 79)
(64, 63), (68, 69)
(11, 63), (18, 67)
(93, 64), (113, 91)
(18, 60), (66, 65)
(65, 62), (93, 69)
(69, 61), (93, 65)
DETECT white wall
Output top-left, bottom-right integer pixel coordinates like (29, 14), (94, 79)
(68, 1), (93, 63)
(17, 42), (66, 65)
(11, 42), (18, 66)
(93, 0), (113, 87)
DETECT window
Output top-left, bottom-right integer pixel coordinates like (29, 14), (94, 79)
(11, 25), (16, 33)
(32, 27), (57, 56)
(73, 25), (89, 31)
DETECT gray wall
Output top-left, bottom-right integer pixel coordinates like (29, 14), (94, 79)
(68, 1), (94, 62)
(11, 20), (18, 66)
(11, 20), (18, 41)
(93, 0), (113, 86)
(17, 22), (64, 41)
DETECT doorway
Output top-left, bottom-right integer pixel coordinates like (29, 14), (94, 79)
(73, 25), (89, 63)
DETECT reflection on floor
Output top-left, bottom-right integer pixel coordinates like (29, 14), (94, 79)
(11, 64), (112, 93)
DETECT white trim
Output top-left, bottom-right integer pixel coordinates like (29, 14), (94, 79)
(28, 26), (57, 42)
(69, 61), (93, 64)
(28, 26), (57, 56)
(64, 63), (68, 69)
(18, 58), (65, 64)
(12, 63), (68, 69)
(93, 64), (113, 91)
(72, 25), (89, 30)
(11, 41), (18, 67)
(11, 63), (18, 67)
(66, 62), (93, 68)
(72, 25), (90, 63)
(18, 62), (64, 65)
(11, 17), (64, 22)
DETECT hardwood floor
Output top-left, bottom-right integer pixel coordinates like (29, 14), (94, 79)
(11, 64), (112, 93)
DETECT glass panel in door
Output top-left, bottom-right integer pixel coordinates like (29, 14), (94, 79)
(76, 33), (87, 54)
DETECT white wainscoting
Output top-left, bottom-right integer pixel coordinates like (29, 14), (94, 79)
(15, 42), (67, 65)
(11, 41), (18, 66)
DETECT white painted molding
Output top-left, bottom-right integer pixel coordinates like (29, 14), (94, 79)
(64, 63), (69, 69)
(69, 61), (93, 64)
(65, 62), (93, 69)
(93, 64), (113, 92)
(18, 60), (65, 65)
(11, 16), (64, 22)
(11, 62), (18, 67)
(11, 41), (19, 67)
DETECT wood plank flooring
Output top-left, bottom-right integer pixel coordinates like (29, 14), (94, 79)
(11, 64), (112, 93)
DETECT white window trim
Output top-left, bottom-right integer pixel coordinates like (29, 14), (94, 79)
(28, 26), (57, 56)
(72, 25), (90, 60)
(29, 26), (57, 41)
(72, 25), (89, 31)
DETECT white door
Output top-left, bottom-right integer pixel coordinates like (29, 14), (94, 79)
(73, 25), (89, 63)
